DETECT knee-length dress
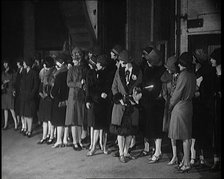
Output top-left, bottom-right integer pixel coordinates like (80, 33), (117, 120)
(168, 69), (196, 140)
(1, 69), (16, 110)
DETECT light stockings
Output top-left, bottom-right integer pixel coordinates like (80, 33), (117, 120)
(99, 129), (103, 150)
(21, 116), (26, 131)
(190, 138), (196, 164)
(183, 139), (190, 166)
(49, 122), (55, 140)
(42, 122), (48, 140)
(154, 138), (162, 156)
(89, 127), (94, 150)
(26, 117), (33, 133)
(3, 110), (8, 128)
(81, 126), (87, 140)
(169, 139), (177, 163)
(103, 132), (108, 152)
(10, 109), (18, 129)
(144, 139), (150, 152)
(4, 109), (17, 129)
(71, 126), (82, 145)
(123, 136), (132, 156)
(118, 135), (125, 156)
(63, 126), (69, 144)
(90, 129), (100, 152)
(130, 136), (136, 148)
(118, 135), (132, 156)
(55, 126), (63, 145)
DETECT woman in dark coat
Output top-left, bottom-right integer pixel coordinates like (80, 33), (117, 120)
(191, 49), (216, 167)
(20, 57), (39, 137)
(1, 60), (17, 130)
(50, 53), (69, 148)
(37, 56), (56, 144)
(85, 55), (97, 150)
(209, 48), (221, 171)
(140, 47), (166, 163)
(86, 54), (115, 156)
(14, 58), (24, 131)
(65, 47), (88, 150)
(110, 50), (142, 163)
(168, 52), (196, 172)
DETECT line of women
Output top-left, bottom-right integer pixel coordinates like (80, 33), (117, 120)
(2, 45), (220, 174)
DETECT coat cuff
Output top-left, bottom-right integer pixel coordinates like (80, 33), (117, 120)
(113, 93), (123, 104)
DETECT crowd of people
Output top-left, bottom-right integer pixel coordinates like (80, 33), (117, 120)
(2, 44), (221, 173)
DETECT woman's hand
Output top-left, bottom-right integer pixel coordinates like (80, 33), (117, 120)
(101, 92), (107, 99)
(132, 87), (142, 104)
(119, 99), (126, 106)
(86, 102), (91, 109)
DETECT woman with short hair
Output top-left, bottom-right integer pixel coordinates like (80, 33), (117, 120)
(20, 57), (39, 137)
(168, 52), (196, 172)
(37, 56), (56, 144)
(1, 59), (17, 130)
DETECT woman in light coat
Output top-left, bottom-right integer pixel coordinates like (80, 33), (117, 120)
(110, 50), (142, 163)
(168, 52), (196, 172)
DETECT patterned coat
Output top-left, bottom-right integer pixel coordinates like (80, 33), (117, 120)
(38, 67), (56, 122)
(65, 64), (88, 126)
(111, 64), (142, 126)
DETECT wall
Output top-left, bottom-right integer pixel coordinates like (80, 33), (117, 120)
(179, 0), (221, 53)
(23, 1), (35, 58)
(127, 0), (152, 63)
(85, 0), (98, 39)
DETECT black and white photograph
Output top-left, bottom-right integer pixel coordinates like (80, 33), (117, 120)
(1, 0), (221, 178)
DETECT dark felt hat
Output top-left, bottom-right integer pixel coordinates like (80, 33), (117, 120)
(146, 48), (162, 66)
(142, 46), (153, 54)
(210, 48), (221, 66)
(178, 52), (193, 68)
(55, 53), (71, 64)
(88, 55), (97, 66)
(89, 45), (101, 56)
(118, 50), (131, 63)
(165, 55), (177, 73)
(111, 45), (123, 55)
(97, 54), (108, 67)
(193, 48), (208, 64)
(44, 56), (55, 68)
(24, 57), (34, 67)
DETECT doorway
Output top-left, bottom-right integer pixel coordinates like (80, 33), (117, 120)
(188, 34), (221, 56)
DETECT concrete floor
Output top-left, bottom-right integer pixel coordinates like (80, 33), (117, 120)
(2, 124), (221, 179)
